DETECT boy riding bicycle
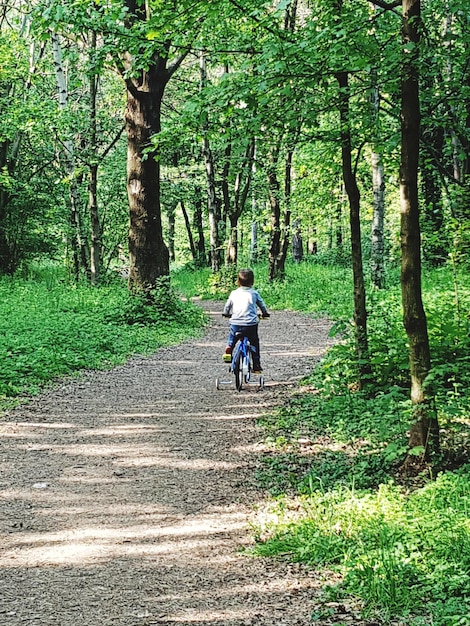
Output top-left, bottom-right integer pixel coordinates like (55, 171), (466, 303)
(222, 268), (270, 373)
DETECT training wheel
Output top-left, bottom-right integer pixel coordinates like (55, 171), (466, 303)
(259, 376), (264, 390)
(216, 377), (220, 390)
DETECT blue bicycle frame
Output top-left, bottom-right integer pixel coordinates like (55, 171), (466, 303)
(231, 333), (253, 391)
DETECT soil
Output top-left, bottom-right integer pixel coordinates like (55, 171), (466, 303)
(0, 301), (352, 626)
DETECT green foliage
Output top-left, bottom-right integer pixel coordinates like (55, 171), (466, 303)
(0, 270), (206, 409)
(249, 262), (470, 625)
(253, 473), (470, 624)
(172, 259), (354, 319)
(207, 265), (239, 298)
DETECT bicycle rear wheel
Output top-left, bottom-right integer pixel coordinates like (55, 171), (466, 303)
(233, 342), (244, 391)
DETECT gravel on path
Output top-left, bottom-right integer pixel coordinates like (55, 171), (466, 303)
(0, 302), (335, 626)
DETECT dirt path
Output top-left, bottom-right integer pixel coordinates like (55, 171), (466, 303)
(0, 302), (334, 626)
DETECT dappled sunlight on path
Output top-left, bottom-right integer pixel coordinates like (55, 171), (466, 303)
(0, 302), (333, 625)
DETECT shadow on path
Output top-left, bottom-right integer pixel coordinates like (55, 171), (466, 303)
(0, 302), (333, 626)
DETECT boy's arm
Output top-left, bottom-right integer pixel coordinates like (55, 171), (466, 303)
(256, 293), (270, 317)
(222, 298), (233, 318)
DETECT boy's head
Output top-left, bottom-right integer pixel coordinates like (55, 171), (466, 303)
(237, 268), (254, 287)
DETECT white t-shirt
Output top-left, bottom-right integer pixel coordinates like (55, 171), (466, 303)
(223, 286), (268, 326)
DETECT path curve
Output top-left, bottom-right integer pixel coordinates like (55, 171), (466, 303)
(0, 302), (333, 626)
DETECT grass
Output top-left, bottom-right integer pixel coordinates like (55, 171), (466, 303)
(0, 270), (206, 410)
(172, 259), (354, 319)
(253, 473), (470, 624)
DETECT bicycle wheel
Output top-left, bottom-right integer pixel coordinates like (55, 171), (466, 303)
(233, 342), (244, 391)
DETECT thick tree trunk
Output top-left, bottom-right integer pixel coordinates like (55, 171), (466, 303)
(126, 75), (169, 292)
(400, 0), (439, 465)
(337, 70), (370, 382)
(123, 0), (189, 292)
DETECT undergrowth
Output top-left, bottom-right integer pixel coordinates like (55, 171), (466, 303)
(225, 260), (470, 626)
(0, 272), (206, 409)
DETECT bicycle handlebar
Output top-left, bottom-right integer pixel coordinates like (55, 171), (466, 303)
(222, 313), (270, 319)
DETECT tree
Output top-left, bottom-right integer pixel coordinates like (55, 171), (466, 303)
(399, 0), (439, 464)
(121, 0), (193, 293)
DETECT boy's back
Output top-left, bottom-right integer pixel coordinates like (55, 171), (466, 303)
(223, 286), (267, 326)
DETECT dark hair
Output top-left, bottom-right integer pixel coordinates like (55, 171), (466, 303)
(238, 268), (254, 287)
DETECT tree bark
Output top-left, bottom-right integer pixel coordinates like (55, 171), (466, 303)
(88, 33), (101, 286)
(193, 188), (206, 267)
(200, 52), (222, 272)
(337, 70), (370, 383)
(126, 73), (169, 291)
(371, 151), (386, 288)
(52, 32), (90, 282)
(369, 4), (386, 289)
(123, 0), (189, 292)
(400, 0), (439, 465)
(226, 138), (255, 265)
(267, 146), (282, 281)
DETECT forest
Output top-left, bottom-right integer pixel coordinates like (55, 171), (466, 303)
(1, 0), (470, 624)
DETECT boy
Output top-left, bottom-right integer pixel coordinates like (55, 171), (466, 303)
(222, 268), (270, 373)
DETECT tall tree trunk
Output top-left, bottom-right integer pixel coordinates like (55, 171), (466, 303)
(193, 188), (206, 267)
(250, 141), (259, 265)
(400, 0), (439, 466)
(126, 75), (169, 291)
(226, 138), (255, 266)
(250, 221), (258, 264)
(123, 1), (188, 292)
(200, 52), (221, 272)
(421, 123), (446, 265)
(369, 3), (386, 289)
(88, 35), (101, 286)
(277, 148), (294, 277)
(371, 151), (386, 288)
(180, 200), (197, 262)
(267, 146), (282, 282)
(51, 32), (90, 281)
(337, 70), (370, 383)
(227, 216), (238, 265)
(167, 203), (176, 263)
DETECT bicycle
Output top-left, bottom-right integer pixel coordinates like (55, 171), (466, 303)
(216, 330), (265, 392)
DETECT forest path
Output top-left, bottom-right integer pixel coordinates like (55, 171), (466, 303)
(0, 302), (335, 626)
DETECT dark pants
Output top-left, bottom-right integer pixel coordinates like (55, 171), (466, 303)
(227, 324), (261, 367)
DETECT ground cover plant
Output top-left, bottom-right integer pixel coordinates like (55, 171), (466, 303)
(172, 260), (355, 319)
(0, 267), (206, 412)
